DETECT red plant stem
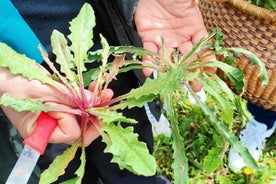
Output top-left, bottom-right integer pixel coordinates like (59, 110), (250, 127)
(80, 111), (89, 133)
(92, 97), (121, 108)
(55, 108), (83, 116)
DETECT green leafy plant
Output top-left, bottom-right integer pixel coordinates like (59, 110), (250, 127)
(0, 3), (269, 184)
(247, 0), (276, 10)
(154, 92), (276, 183)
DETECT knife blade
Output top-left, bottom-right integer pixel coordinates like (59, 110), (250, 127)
(6, 112), (57, 184)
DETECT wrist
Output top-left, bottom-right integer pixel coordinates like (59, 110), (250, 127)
(0, 67), (10, 97)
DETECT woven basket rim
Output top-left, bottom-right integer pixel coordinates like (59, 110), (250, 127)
(228, 0), (276, 23)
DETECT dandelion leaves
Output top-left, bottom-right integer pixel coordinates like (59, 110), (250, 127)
(114, 67), (185, 110)
(102, 123), (157, 176)
(0, 93), (51, 113)
(51, 30), (77, 86)
(229, 47), (268, 86)
(205, 61), (245, 93)
(0, 43), (58, 87)
(68, 3), (95, 72)
(39, 142), (79, 184)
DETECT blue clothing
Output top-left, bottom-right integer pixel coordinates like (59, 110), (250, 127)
(0, 0), (44, 63)
(248, 103), (276, 129)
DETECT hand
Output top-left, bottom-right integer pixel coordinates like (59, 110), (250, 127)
(0, 67), (112, 146)
(134, 0), (216, 91)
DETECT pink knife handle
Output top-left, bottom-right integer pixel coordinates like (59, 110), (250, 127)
(23, 112), (57, 155)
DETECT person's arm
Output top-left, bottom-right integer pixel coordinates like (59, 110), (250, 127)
(0, 0), (44, 63)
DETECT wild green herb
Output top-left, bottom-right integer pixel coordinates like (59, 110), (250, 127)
(154, 91), (276, 183)
(247, 0), (276, 10)
(0, 3), (268, 184)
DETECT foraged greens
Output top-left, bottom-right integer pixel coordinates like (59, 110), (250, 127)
(0, 3), (268, 184)
(247, 0), (276, 10)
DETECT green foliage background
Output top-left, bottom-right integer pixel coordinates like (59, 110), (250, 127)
(153, 90), (276, 184)
(247, 0), (276, 10)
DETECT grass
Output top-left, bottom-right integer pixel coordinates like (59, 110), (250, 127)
(153, 90), (276, 184)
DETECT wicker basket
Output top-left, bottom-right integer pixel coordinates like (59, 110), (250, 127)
(198, 0), (276, 111)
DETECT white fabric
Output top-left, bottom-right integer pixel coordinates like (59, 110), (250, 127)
(228, 118), (276, 171)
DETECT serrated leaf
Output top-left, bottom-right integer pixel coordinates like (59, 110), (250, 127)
(93, 34), (110, 95)
(111, 94), (156, 110)
(68, 3), (95, 72)
(213, 74), (235, 102)
(171, 124), (188, 184)
(61, 146), (86, 184)
(0, 43), (58, 87)
(206, 61), (245, 92)
(124, 67), (185, 101)
(188, 89), (261, 171)
(51, 30), (77, 86)
(39, 142), (79, 184)
(199, 76), (234, 124)
(0, 93), (51, 112)
(221, 122), (260, 170)
(213, 28), (224, 50)
(185, 69), (200, 81)
(87, 107), (137, 124)
(112, 67), (185, 111)
(87, 46), (155, 64)
(228, 47), (268, 86)
(74, 146), (86, 184)
(60, 178), (78, 184)
(104, 54), (125, 88)
(164, 94), (188, 184)
(110, 46), (154, 57)
(203, 147), (223, 173)
(102, 123), (157, 176)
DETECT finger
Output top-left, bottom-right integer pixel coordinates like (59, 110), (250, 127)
(48, 111), (81, 144)
(88, 82), (113, 103)
(142, 42), (158, 76)
(199, 49), (217, 74)
(82, 123), (101, 147)
(142, 60), (154, 77)
(158, 47), (178, 61)
(189, 80), (202, 92)
(192, 32), (217, 74)
(88, 80), (97, 91)
(101, 88), (114, 103)
(178, 41), (195, 63)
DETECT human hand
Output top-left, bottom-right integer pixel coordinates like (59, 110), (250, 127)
(0, 67), (113, 146)
(134, 0), (216, 91)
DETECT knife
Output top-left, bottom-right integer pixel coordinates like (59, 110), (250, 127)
(6, 112), (57, 184)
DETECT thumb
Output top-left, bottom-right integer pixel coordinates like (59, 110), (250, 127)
(47, 110), (81, 144)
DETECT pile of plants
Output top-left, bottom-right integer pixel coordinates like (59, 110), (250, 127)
(0, 3), (270, 184)
(153, 90), (276, 183)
